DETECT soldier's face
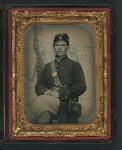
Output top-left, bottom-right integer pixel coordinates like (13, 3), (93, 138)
(53, 41), (69, 57)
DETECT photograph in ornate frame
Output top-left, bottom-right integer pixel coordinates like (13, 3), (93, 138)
(8, 7), (111, 141)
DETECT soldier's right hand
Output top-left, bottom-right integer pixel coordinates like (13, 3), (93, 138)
(44, 90), (52, 96)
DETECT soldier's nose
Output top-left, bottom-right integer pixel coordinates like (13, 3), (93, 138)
(58, 47), (62, 50)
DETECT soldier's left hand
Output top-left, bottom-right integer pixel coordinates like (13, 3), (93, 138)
(51, 91), (59, 98)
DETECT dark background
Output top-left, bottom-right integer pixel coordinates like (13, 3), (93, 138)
(0, 0), (122, 149)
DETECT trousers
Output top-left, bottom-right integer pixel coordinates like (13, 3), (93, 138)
(26, 95), (60, 123)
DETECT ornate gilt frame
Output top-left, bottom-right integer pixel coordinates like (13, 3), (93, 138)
(8, 8), (111, 140)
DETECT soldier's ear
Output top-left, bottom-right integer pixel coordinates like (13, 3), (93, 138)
(67, 45), (70, 50)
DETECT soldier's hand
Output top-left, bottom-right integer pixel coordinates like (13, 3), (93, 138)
(51, 91), (59, 98)
(44, 90), (52, 96)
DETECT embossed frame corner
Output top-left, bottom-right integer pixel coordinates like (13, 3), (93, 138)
(8, 8), (111, 141)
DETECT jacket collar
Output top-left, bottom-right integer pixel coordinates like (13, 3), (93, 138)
(55, 55), (68, 62)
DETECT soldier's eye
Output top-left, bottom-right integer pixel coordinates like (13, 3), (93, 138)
(61, 44), (66, 46)
(55, 44), (59, 46)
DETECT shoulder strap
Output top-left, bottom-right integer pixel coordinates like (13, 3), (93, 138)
(50, 60), (62, 87)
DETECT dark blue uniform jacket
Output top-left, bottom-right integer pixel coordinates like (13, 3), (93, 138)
(35, 56), (86, 99)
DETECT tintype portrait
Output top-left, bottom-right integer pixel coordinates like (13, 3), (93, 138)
(25, 24), (95, 124)
(9, 8), (111, 140)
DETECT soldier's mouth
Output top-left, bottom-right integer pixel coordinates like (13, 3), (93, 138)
(57, 52), (63, 54)
(57, 50), (63, 52)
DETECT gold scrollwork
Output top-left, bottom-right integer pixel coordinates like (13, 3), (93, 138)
(10, 9), (110, 138)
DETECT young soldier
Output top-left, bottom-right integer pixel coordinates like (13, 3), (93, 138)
(29, 33), (86, 123)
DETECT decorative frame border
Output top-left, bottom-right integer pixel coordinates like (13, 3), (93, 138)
(0, 8), (4, 143)
(8, 8), (111, 140)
